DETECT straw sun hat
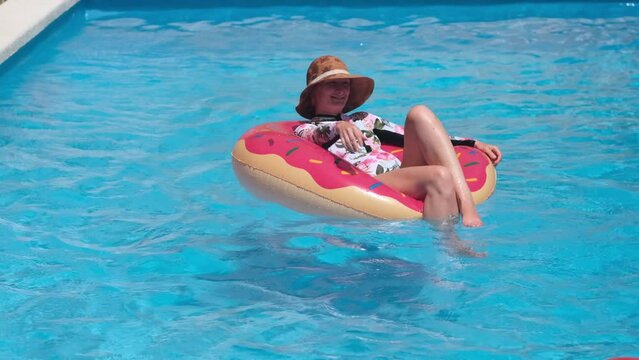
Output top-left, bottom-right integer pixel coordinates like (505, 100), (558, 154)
(296, 55), (374, 119)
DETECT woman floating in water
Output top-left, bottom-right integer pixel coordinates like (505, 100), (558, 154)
(294, 55), (501, 227)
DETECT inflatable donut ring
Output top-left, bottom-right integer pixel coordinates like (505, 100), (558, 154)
(232, 121), (496, 220)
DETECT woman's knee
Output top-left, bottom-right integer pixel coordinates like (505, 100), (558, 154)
(406, 105), (439, 127)
(423, 166), (454, 195)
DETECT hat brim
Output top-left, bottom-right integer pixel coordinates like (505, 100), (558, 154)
(296, 74), (374, 119)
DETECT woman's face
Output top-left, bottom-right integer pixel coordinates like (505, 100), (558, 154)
(312, 79), (350, 116)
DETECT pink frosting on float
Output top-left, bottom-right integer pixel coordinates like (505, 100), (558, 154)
(242, 121), (491, 214)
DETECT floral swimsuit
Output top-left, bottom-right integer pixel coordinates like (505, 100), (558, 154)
(294, 112), (476, 177)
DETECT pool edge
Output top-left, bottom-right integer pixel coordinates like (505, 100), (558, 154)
(0, 0), (80, 65)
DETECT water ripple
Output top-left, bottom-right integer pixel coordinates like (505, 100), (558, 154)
(0, 4), (638, 358)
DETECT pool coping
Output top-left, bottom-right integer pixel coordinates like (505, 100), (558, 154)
(0, 0), (80, 65)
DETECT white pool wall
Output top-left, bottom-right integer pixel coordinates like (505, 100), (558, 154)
(0, 0), (80, 65)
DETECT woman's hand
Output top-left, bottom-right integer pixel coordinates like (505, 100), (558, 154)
(474, 141), (502, 166)
(336, 121), (364, 152)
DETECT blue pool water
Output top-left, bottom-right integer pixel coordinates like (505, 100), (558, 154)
(1, 1), (638, 358)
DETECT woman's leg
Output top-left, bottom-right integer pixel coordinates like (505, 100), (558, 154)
(400, 105), (482, 227)
(376, 167), (485, 257)
(375, 165), (458, 222)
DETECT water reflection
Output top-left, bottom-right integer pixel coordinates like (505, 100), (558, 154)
(200, 224), (435, 318)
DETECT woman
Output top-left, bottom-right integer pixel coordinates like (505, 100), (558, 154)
(294, 55), (501, 227)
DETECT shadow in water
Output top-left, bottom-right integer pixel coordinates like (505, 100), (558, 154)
(198, 222), (436, 317)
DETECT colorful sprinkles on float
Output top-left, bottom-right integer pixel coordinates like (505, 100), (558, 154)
(233, 121), (496, 219)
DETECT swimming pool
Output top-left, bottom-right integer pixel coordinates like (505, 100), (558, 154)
(1, 1), (638, 358)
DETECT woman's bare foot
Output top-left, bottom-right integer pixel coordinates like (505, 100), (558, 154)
(460, 203), (483, 227)
(462, 213), (483, 227)
(432, 216), (487, 258)
(450, 238), (487, 258)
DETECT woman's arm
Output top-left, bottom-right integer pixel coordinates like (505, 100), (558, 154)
(356, 112), (502, 165)
(296, 120), (366, 153)
(473, 140), (502, 165)
(448, 135), (476, 147)
(294, 121), (339, 145)
(372, 115), (478, 149)
(450, 136), (502, 166)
